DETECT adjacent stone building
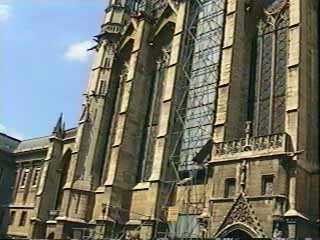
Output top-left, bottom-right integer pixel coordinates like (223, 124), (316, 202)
(0, 133), (20, 237)
(3, 0), (320, 239)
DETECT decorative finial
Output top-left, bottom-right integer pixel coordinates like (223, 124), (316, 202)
(53, 113), (64, 134)
(245, 121), (252, 138)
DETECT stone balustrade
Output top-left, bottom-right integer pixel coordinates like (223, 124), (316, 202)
(211, 133), (290, 161)
(101, 23), (122, 35)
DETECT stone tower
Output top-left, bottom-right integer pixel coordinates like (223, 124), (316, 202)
(4, 0), (319, 239)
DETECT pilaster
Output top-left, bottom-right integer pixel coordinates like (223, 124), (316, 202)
(213, 0), (239, 143)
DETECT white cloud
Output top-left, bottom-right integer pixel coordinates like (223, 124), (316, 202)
(64, 40), (94, 63)
(0, 123), (25, 140)
(0, 4), (11, 23)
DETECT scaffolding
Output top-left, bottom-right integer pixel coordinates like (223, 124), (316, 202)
(170, 0), (226, 174)
(87, 1), (227, 239)
(161, 0), (226, 238)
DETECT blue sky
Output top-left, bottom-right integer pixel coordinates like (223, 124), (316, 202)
(0, 0), (106, 140)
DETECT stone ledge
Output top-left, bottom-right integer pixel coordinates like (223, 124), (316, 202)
(9, 204), (34, 209)
(209, 152), (289, 164)
(133, 182), (150, 190)
(55, 216), (87, 224)
(210, 195), (287, 202)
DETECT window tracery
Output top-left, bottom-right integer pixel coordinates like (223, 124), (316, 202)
(252, 0), (289, 136)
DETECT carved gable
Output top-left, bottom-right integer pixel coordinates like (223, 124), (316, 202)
(217, 193), (267, 238)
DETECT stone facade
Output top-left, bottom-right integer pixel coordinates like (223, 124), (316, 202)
(0, 133), (20, 237)
(2, 0), (320, 239)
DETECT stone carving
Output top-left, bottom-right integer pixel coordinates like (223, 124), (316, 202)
(156, 45), (172, 68)
(260, 0), (289, 32)
(240, 160), (247, 191)
(272, 222), (284, 238)
(213, 133), (287, 156)
(218, 193), (266, 238)
(79, 94), (91, 123)
(120, 62), (130, 80)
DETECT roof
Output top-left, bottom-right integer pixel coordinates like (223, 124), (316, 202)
(64, 127), (77, 139)
(0, 133), (21, 153)
(15, 136), (50, 152)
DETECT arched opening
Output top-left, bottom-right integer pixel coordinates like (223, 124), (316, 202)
(249, 0), (289, 136)
(99, 39), (134, 184)
(55, 149), (72, 210)
(224, 229), (254, 239)
(216, 223), (259, 239)
(136, 21), (175, 183)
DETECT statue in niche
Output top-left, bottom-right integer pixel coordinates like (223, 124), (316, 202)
(79, 94), (91, 122)
(120, 62), (130, 81)
(240, 160), (247, 192)
(156, 45), (172, 68)
(273, 222), (284, 238)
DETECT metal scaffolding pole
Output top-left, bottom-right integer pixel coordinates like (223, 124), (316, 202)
(169, 0), (226, 174)
(164, 0), (226, 238)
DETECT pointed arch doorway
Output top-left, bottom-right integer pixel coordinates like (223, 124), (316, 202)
(216, 223), (259, 239)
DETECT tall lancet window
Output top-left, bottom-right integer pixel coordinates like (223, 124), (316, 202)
(111, 62), (129, 144)
(252, 0), (289, 136)
(137, 45), (171, 182)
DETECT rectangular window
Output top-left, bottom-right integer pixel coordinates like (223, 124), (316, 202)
(262, 175), (274, 195)
(32, 167), (41, 187)
(224, 178), (236, 198)
(19, 211), (27, 226)
(20, 169), (30, 188)
(9, 211), (16, 225)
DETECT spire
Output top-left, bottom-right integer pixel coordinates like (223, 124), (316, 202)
(53, 113), (65, 135)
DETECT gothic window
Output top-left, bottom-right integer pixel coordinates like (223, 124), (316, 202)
(137, 44), (172, 182)
(111, 62), (129, 146)
(55, 150), (71, 210)
(224, 178), (236, 198)
(115, 63), (129, 109)
(252, 0), (289, 136)
(262, 175), (274, 195)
